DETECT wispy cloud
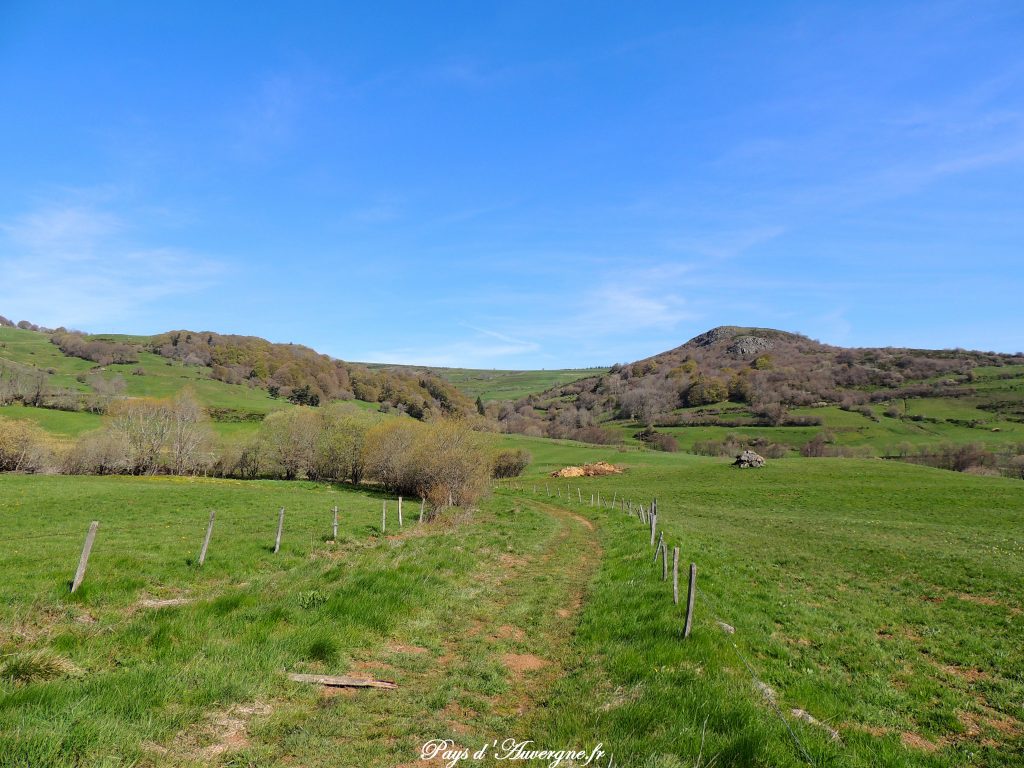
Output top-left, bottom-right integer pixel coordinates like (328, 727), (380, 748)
(367, 324), (540, 368)
(0, 200), (222, 329)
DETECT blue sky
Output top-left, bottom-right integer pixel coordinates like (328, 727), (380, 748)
(1, 1), (1022, 367)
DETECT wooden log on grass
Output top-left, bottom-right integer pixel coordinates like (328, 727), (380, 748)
(684, 563), (697, 638)
(71, 521), (99, 593)
(198, 510), (215, 566)
(274, 507), (285, 554)
(288, 673), (397, 690)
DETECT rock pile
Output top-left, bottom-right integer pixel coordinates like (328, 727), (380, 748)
(733, 450), (766, 468)
(551, 461), (622, 478)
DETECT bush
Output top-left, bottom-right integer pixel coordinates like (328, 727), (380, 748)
(492, 448), (531, 478)
(0, 417), (52, 472)
(362, 418), (491, 509)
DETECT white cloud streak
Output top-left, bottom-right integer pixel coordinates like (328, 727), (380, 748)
(0, 201), (222, 329)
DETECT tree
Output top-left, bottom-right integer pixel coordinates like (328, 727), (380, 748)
(107, 398), (175, 474)
(167, 390), (213, 475)
(260, 408), (319, 479)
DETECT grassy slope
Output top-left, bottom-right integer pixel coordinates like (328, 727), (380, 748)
(2, 444), (1022, 766)
(499, 438), (1023, 766)
(363, 363), (609, 402)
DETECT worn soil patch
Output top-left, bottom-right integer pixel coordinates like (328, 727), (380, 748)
(167, 701), (272, 759)
(501, 652), (548, 674)
(900, 732), (940, 752)
(491, 625), (525, 641)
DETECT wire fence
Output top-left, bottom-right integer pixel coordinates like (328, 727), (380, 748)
(494, 477), (824, 766)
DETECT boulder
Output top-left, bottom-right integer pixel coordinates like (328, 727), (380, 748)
(733, 450), (765, 468)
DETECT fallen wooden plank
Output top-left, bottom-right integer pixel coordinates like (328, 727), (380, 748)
(287, 673), (397, 689)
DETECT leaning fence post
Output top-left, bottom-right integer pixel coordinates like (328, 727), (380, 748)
(650, 513), (657, 546)
(673, 547), (680, 604)
(398, 496), (403, 527)
(273, 507), (285, 553)
(684, 563), (697, 638)
(198, 510), (216, 566)
(71, 520), (99, 593)
(332, 505), (339, 540)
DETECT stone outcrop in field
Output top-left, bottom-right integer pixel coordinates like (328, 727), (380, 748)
(733, 450), (766, 468)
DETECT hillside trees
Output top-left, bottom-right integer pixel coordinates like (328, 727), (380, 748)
(51, 331), (139, 365)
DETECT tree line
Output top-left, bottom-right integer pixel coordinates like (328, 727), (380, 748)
(0, 394), (531, 509)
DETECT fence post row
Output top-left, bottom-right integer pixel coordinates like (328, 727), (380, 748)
(672, 547), (680, 605)
(71, 520), (99, 593)
(684, 563), (697, 638)
(273, 507), (285, 554)
(198, 510), (215, 566)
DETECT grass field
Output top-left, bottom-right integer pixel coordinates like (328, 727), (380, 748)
(2, 442), (1021, 767)
(362, 363), (609, 402)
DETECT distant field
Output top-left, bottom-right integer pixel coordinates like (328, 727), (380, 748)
(2, 446), (1021, 766)
(362, 362), (608, 402)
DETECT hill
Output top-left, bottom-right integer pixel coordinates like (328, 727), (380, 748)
(492, 326), (1024, 460)
(0, 321), (476, 430)
(361, 362), (609, 403)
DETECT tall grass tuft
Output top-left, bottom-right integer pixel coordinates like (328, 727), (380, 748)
(1, 649), (83, 685)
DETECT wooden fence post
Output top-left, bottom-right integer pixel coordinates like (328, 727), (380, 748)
(419, 498), (425, 524)
(332, 506), (338, 540)
(198, 510), (215, 566)
(71, 521), (99, 593)
(653, 531), (664, 563)
(662, 542), (669, 581)
(274, 507), (285, 553)
(673, 547), (680, 604)
(612, 491), (617, 507)
(650, 513), (657, 546)
(578, 488), (582, 504)
(382, 501), (386, 532)
(398, 496), (403, 527)
(684, 563), (697, 638)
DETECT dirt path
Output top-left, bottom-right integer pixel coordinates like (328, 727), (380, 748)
(159, 496), (606, 768)
(371, 496), (603, 767)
